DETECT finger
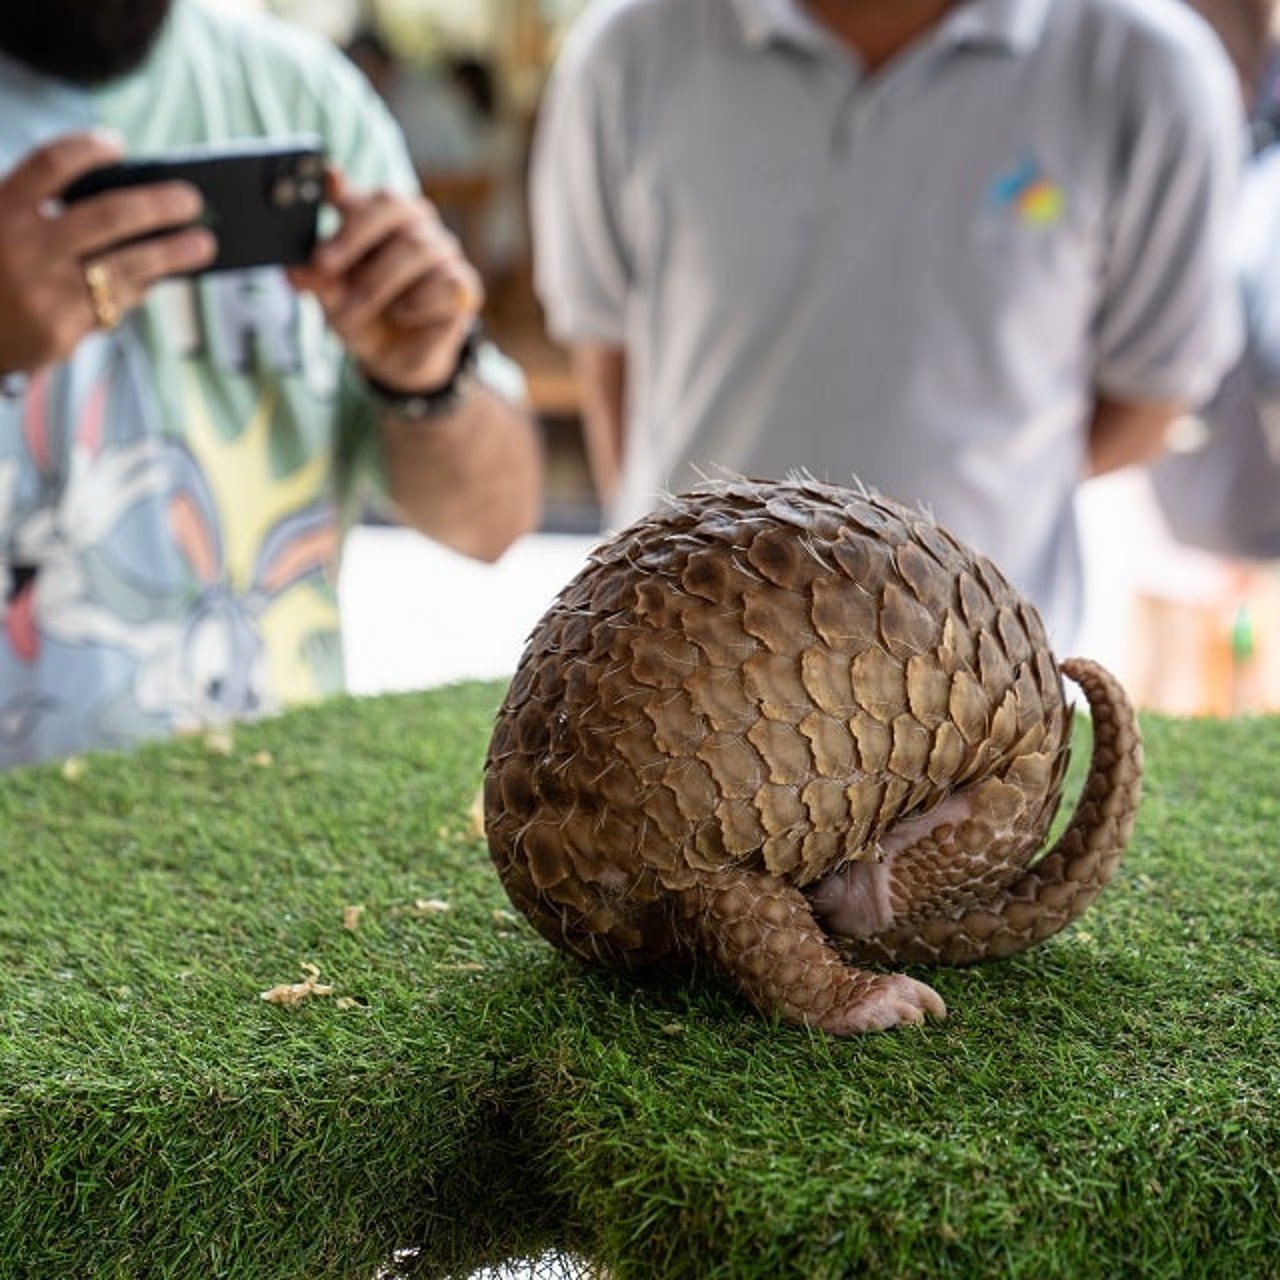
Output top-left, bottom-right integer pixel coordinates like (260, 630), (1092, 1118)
(55, 181), (205, 260)
(332, 226), (467, 331)
(286, 263), (345, 316)
(387, 261), (484, 328)
(112, 225), (219, 286)
(286, 261), (323, 291)
(324, 164), (349, 205)
(330, 238), (425, 332)
(94, 227), (218, 312)
(362, 311), (473, 390)
(337, 217), (468, 322)
(312, 192), (429, 279)
(3, 130), (125, 207)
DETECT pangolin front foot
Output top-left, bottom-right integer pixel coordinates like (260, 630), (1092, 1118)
(679, 867), (947, 1035)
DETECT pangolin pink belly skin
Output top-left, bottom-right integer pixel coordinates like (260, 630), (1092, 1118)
(484, 478), (1143, 1035)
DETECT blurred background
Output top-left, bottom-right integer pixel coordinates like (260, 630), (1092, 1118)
(245, 0), (1280, 718)
(263, 0), (595, 526)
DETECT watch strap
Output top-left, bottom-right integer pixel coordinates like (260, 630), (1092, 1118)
(363, 320), (483, 421)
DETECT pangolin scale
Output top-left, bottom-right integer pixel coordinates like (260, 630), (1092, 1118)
(484, 478), (1143, 1035)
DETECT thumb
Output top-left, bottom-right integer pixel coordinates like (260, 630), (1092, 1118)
(324, 165), (350, 208)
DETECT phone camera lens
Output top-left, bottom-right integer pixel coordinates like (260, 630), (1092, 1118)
(271, 176), (299, 208)
(297, 178), (322, 204)
(296, 154), (324, 181)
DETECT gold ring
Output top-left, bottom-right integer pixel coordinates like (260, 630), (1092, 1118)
(83, 260), (120, 331)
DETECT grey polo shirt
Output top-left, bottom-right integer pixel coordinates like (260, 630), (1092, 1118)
(532, 0), (1244, 648)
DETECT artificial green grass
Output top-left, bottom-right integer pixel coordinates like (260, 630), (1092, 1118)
(1, 684), (1277, 1279)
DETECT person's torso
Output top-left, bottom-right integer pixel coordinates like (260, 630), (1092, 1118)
(597, 0), (1218, 646)
(0, 1), (408, 764)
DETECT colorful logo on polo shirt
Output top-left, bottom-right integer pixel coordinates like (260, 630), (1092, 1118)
(989, 155), (1064, 226)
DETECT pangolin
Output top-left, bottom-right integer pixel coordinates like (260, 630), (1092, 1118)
(484, 478), (1143, 1036)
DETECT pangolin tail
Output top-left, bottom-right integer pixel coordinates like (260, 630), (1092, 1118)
(856, 657), (1143, 966)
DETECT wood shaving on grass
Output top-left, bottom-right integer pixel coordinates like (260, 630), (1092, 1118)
(260, 963), (334, 1007)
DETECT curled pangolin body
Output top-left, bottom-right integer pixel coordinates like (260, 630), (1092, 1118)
(484, 479), (1143, 1035)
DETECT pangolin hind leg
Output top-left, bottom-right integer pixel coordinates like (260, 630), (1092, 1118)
(678, 866), (947, 1035)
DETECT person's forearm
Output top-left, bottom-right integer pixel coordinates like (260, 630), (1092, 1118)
(1086, 394), (1186, 477)
(382, 384), (543, 562)
(571, 343), (626, 507)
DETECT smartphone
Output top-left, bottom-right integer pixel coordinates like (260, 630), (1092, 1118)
(61, 135), (326, 274)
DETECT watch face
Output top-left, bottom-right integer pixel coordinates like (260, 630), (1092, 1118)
(388, 383), (468, 421)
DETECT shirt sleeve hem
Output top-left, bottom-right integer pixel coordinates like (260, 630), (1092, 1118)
(541, 303), (627, 347)
(1097, 336), (1245, 407)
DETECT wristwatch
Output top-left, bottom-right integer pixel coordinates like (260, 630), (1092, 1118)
(363, 320), (482, 421)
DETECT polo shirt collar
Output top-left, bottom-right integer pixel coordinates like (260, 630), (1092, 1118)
(939, 0), (1053, 53)
(730, 0), (1052, 57)
(731, 0), (827, 52)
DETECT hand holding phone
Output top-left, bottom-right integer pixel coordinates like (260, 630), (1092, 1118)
(61, 135), (326, 275)
(289, 167), (484, 399)
(0, 131), (221, 374)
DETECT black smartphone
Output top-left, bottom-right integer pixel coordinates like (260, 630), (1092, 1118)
(61, 135), (326, 274)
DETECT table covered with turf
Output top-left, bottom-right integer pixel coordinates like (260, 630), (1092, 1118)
(1, 685), (1276, 1279)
